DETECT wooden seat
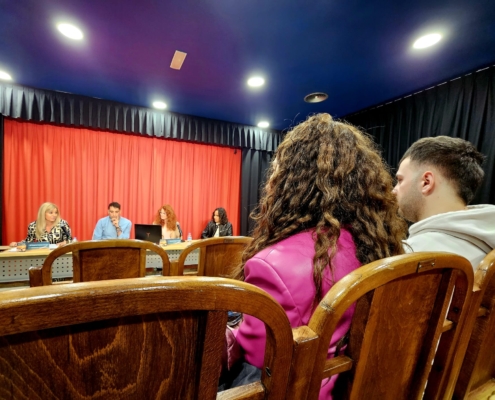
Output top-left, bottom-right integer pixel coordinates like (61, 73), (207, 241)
(29, 239), (171, 287)
(0, 276), (293, 399)
(286, 252), (474, 400)
(449, 249), (495, 399)
(175, 236), (253, 277)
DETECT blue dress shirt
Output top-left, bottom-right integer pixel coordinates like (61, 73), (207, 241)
(92, 216), (132, 240)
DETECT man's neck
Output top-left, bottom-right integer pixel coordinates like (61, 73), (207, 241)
(420, 196), (467, 221)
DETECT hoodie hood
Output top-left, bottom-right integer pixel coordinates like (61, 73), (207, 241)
(408, 205), (495, 253)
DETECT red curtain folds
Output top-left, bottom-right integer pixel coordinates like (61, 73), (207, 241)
(2, 119), (241, 244)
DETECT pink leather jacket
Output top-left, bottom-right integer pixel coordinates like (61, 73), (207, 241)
(234, 229), (360, 399)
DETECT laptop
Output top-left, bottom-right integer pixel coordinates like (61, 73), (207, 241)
(134, 224), (162, 244)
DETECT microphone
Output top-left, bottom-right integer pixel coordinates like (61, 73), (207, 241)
(60, 225), (70, 242)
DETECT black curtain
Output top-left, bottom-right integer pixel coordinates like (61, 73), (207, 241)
(0, 83), (281, 152)
(345, 66), (495, 205)
(240, 149), (273, 236)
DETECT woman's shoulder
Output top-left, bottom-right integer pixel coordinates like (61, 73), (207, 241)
(249, 231), (315, 267)
(59, 219), (70, 225)
(28, 220), (37, 227)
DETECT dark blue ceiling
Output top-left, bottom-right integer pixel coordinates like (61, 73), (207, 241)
(1, 0), (494, 130)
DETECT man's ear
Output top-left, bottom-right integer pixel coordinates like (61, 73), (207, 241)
(420, 171), (435, 195)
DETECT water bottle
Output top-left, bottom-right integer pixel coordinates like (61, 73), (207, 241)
(187, 232), (192, 242)
(72, 237), (78, 243)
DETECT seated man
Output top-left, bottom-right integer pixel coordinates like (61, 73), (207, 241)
(393, 136), (495, 270)
(93, 202), (132, 240)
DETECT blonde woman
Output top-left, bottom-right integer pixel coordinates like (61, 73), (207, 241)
(10, 202), (72, 247)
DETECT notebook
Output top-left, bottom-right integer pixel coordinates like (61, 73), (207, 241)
(134, 224), (162, 244)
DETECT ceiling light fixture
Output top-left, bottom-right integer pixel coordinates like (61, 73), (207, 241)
(247, 77), (265, 87)
(0, 71), (13, 81)
(258, 121), (269, 128)
(413, 33), (442, 49)
(57, 23), (84, 40)
(153, 101), (167, 110)
(304, 92), (328, 103)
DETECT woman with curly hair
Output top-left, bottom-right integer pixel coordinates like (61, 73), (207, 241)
(201, 207), (233, 238)
(152, 204), (182, 239)
(227, 114), (407, 398)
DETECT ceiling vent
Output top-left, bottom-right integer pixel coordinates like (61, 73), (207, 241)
(170, 51), (187, 70)
(304, 92), (328, 103)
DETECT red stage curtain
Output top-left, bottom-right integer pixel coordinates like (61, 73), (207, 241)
(2, 119), (241, 244)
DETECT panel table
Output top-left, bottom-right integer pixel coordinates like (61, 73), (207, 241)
(0, 241), (199, 285)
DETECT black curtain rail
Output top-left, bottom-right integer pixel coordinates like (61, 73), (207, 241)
(0, 83), (282, 152)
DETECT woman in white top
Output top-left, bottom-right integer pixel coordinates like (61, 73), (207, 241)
(153, 204), (182, 239)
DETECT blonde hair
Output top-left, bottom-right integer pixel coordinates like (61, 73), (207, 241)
(35, 202), (61, 240)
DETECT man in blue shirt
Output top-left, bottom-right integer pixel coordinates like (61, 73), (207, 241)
(92, 202), (132, 240)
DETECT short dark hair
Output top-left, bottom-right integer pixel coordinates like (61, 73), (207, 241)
(401, 136), (485, 204)
(212, 207), (228, 225)
(108, 202), (121, 210)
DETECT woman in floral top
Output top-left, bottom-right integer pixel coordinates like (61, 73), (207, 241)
(10, 202), (72, 246)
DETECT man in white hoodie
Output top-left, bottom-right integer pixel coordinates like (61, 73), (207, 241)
(393, 136), (495, 270)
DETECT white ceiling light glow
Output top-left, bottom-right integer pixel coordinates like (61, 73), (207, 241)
(413, 33), (442, 49)
(0, 71), (13, 81)
(153, 101), (167, 110)
(57, 23), (84, 40)
(257, 121), (269, 128)
(247, 77), (265, 87)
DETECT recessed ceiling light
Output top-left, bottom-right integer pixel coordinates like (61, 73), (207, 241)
(413, 33), (442, 49)
(0, 71), (12, 81)
(304, 92), (328, 103)
(153, 101), (167, 110)
(247, 77), (265, 87)
(258, 121), (269, 128)
(57, 23), (84, 40)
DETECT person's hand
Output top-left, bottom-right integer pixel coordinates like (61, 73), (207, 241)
(57, 241), (67, 247)
(111, 218), (120, 228)
(9, 242), (17, 247)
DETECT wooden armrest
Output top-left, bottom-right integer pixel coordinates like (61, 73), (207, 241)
(28, 266), (43, 287)
(217, 382), (264, 400)
(322, 355), (354, 378)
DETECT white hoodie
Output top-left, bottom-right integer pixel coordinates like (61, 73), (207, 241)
(405, 204), (495, 271)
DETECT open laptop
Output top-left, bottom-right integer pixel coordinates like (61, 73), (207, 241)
(134, 224), (162, 244)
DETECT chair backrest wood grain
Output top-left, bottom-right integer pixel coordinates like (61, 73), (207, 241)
(176, 237), (253, 277)
(287, 252), (474, 400)
(0, 276), (293, 400)
(452, 249), (495, 399)
(29, 239), (171, 287)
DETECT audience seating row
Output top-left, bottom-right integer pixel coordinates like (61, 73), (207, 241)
(28, 237), (253, 286)
(1, 245), (494, 399)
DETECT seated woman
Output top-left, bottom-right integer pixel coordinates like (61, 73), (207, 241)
(201, 207), (233, 238)
(153, 205), (182, 239)
(10, 202), (72, 247)
(227, 114), (407, 398)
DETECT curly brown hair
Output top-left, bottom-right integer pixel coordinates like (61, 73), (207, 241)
(237, 113), (407, 302)
(153, 205), (178, 231)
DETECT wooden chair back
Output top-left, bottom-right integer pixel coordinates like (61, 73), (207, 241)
(287, 252), (474, 400)
(0, 276), (293, 399)
(176, 236), (253, 277)
(451, 249), (495, 399)
(29, 239), (171, 287)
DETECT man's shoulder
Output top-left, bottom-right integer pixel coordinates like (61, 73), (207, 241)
(120, 217), (132, 225)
